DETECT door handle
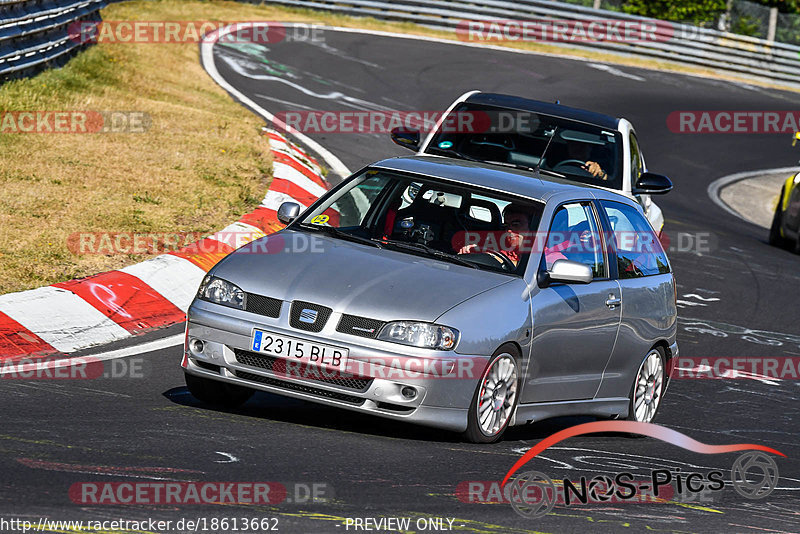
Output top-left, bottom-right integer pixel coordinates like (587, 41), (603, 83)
(606, 295), (621, 308)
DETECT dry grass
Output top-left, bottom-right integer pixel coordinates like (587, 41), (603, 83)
(0, 1), (278, 294)
(1, 0), (791, 293)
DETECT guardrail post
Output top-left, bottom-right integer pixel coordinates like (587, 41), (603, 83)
(593, 0), (601, 9)
(767, 7), (778, 43)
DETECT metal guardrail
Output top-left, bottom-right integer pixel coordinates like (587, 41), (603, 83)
(0, 0), (106, 83)
(256, 0), (800, 86)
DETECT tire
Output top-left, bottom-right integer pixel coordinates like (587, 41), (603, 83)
(768, 189), (785, 248)
(463, 346), (521, 443)
(185, 372), (253, 408)
(793, 234), (800, 255)
(627, 347), (666, 423)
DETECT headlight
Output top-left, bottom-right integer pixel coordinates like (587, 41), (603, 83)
(197, 275), (245, 310)
(378, 321), (459, 350)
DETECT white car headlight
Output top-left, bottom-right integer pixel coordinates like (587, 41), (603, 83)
(378, 321), (459, 350)
(197, 275), (245, 310)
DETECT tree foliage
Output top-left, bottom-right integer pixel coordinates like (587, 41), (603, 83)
(622, 0), (727, 23)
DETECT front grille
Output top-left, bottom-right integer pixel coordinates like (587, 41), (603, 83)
(245, 293), (282, 318)
(336, 314), (384, 339)
(234, 370), (365, 405)
(289, 301), (332, 333)
(233, 348), (372, 391)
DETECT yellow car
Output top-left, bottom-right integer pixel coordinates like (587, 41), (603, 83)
(769, 133), (800, 252)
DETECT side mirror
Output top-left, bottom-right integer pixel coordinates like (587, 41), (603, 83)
(277, 201), (301, 224)
(390, 127), (420, 151)
(632, 172), (673, 195)
(539, 259), (593, 287)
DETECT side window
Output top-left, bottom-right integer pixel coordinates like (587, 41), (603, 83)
(600, 200), (670, 278)
(630, 133), (642, 182)
(327, 172), (390, 227)
(544, 202), (606, 278)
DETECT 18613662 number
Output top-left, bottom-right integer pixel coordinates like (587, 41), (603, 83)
(195, 517), (279, 531)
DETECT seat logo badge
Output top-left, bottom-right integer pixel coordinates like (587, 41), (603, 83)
(299, 309), (318, 323)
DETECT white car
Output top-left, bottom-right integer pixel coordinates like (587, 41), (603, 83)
(390, 91), (671, 233)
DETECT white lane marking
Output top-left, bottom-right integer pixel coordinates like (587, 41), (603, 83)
(0, 334), (184, 376)
(217, 52), (392, 113)
(707, 166), (800, 223)
(588, 63), (646, 81)
(683, 293), (720, 302)
(209, 221), (266, 249)
(676, 299), (707, 307)
(266, 130), (325, 176)
(121, 254), (206, 312)
(261, 189), (307, 211)
(200, 25), (351, 179)
(272, 162), (328, 198)
(254, 93), (318, 111)
(0, 287), (130, 353)
(214, 451), (240, 463)
(673, 365), (781, 385)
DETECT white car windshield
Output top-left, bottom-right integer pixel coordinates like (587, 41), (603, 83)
(427, 103), (624, 190)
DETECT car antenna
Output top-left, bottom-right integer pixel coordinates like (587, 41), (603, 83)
(532, 126), (558, 184)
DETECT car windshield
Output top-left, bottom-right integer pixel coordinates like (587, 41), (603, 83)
(427, 103), (624, 190)
(296, 168), (544, 276)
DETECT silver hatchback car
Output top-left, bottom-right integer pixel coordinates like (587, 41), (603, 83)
(182, 156), (678, 443)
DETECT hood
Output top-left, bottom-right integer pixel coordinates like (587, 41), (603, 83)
(210, 230), (514, 322)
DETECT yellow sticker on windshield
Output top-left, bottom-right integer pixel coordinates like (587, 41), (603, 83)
(311, 214), (330, 225)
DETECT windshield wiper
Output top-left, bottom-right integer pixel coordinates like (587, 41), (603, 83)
(297, 223), (382, 248)
(380, 239), (478, 269)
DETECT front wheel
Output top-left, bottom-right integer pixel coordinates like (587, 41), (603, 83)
(185, 372), (253, 408)
(463, 347), (520, 443)
(768, 189), (785, 248)
(627, 347), (666, 423)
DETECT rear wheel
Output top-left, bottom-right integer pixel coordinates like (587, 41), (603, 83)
(627, 347), (666, 423)
(185, 372), (253, 408)
(768, 188), (785, 248)
(464, 346), (520, 443)
(793, 234), (800, 255)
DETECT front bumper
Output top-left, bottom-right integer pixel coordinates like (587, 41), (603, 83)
(182, 300), (488, 433)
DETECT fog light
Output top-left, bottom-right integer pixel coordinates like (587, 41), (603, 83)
(190, 338), (204, 354)
(401, 386), (417, 400)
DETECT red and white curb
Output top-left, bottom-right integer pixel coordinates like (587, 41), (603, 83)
(0, 129), (332, 360)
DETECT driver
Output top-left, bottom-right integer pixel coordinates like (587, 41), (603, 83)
(564, 140), (608, 181)
(457, 205), (529, 267)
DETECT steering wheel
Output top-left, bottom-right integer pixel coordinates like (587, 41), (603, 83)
(552, 159), (593, 177)
(483, 251), (517, 272)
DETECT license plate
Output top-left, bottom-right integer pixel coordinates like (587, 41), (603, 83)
(250, 330), (348, 371)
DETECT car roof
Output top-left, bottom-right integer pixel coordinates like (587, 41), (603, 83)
(465, 92), (621, 130)
(370, 155), (634, 205)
